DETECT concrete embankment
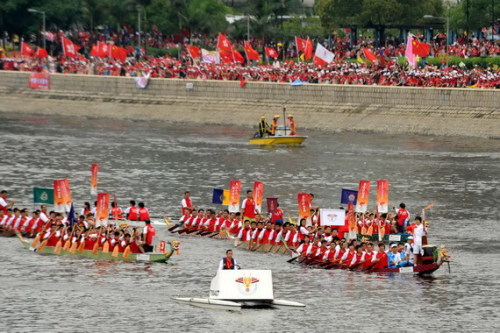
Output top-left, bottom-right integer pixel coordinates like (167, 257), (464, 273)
(0, 71), (498, 138)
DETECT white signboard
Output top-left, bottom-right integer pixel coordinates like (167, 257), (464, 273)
(388, 234), (401, 242)
(320, 209), (346, 226)
(210, 270), (274, 301)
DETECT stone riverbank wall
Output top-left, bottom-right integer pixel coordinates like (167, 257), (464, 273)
(0, 71), (498, 138)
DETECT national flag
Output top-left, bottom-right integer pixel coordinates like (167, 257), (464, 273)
(90, 164), (99, 195)
(265, 47), (279, 59)
(35, 47), (49, 58)
(295, 37), (308, 52)
(340, 189), (358, 205)
(61, 37), (79, 58)
(243, 41), (260, 61)
(212, 188), (224, 204)
(303, 38), (313, 61)
(217, 33), (233, 52)
(111, 45), (127, 62)
(21, 42), (34, 56)
(186, 44), (201, 58)
(405, 33), (417, 68)
(67, 203), (77, 226)
(313, 43), (334, 66)
(362, 48), (378, 62)
(33, 187), (54, 205)
(232, 49), (245, 63)
(218, 49), (234, 63)
(222, 189), (230, 205)
(266, 198), (278, 214)
(412, 39), (431, 57)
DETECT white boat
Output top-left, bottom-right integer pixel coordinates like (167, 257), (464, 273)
(174, 269), (305, 310)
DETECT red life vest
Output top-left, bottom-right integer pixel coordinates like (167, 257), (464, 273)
(363, 251), (376, 268)
(397, 209), (409, 226)
(243, 199), (256, 219)
(373, 252), (388, 268)
(128, 206), (139, 220)
(111, 207), (123, 219)
(240, 227), (251, 241)
(139, 208), (150, 221)
(271, 208), (283, 223)
(144, 224), (156, 245)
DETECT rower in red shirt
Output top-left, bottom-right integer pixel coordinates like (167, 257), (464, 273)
(138, 202), (150, 221)
(110, 202), (123, 220)
(0, 190), (15, 215)
(372, 243), (388, 269)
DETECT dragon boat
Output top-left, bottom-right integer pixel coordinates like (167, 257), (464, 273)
(17, 233), (180, 263)
(0, 229), (16, 237)
(170, 227), (447, 276)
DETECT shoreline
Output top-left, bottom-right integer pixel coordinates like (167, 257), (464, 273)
(0, 71), (499, 139)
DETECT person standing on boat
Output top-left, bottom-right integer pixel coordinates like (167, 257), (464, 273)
(412, 216), (426, 266)
(286, 114), (297, 136)
(257, 116), (270, 138)
(142, 220), (156, 252)
(241, 190), (258, 222)
(181, 191), (195, 216)
(270, 115), (280, 136)
(218, 249), (239, 270)
(138, 202), (150, 221)
(394, 203), (410, 232)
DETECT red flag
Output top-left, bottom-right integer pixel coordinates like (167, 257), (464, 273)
(219, 49), (233, 63)
(90, 44), (100, 57)
(297, 193), (312, 219)
(265, 47), (279, 59)
(186, 45), (201, 58)
(61, 37), (79, 57)
(362, 48), (377, 62)
(35, 47), (49, 58)
(21, 42), (34, 56)
(412, 40), (431, 57)
(232, 49), (245, 63)
(111, 45), (127, 62)
(303, 38), (313, 61)
(243, 41), (260, 61)
(217, 34), (233, 52)
(355, 180), (371, 213)
(295, 37), (308, 52)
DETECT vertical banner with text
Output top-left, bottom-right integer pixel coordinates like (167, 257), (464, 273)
(90, 164), (99, 196)
(253, 181), (264, 213)
(355, 180), (371, 213)
(53, 180), (65, 213)
(228, 180), (242, 213)
(376, 180), (389, 213)
(297, 193), (312, 219)
(96, 193), (110, 226)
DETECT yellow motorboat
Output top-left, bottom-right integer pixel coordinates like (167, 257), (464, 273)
(249, 135), (307, 145)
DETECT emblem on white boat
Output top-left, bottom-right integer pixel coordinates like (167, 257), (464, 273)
(235, 275), (259, 294)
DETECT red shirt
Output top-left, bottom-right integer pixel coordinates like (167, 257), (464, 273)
(139, 208), (150, 221)
(128, 206), (139, 220)
(397, 209), (409, 226)
(242, 198), (256, 219)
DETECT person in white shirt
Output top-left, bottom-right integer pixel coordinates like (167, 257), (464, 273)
(218, 249), (238, 270)
(412, 217), (426, 265)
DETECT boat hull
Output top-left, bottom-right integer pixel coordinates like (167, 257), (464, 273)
(19, 237), (173, 263)
(249, 136), (307, 145)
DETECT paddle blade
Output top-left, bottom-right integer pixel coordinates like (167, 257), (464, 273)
(92, 240), (99, 254)
(69, 241), (78, 254)
(37, 239), (48, 252)
(111, 244), (119, 257)
(123, 245), (131, 258)
(361, 226), (367, 235)
(54, 240), (62, 254)
(30, 234), (41, 248)
(366, 224), (373, 237)
(77, 241), (85, 253)
(63, 239), (71, 251)
(102, 241), (109, 253)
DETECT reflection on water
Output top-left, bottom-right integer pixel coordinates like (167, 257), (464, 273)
(0, 112), (499, 332)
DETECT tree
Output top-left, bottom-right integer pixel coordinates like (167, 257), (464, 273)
(449, 0), (499, 34)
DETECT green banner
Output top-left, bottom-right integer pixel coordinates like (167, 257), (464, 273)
(33, 187), (54, 204)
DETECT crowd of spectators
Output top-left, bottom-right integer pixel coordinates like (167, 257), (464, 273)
(0, 28), (498, 88)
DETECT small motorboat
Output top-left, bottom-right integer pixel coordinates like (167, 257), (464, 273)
(249, 135), (307, 145)
(174, 269), (305, 310)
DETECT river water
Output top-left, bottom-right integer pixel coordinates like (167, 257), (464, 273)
(0, 111), (499, 332)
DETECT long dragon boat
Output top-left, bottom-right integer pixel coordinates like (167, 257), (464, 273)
(170, 228), (447, 276)
(17, 234), (180, 263)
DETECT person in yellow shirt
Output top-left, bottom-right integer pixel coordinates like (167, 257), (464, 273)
(287, 114), (297, 136)
(270, 115), (280, 136)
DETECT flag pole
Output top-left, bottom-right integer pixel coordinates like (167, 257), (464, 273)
(283, 106), (287, 136)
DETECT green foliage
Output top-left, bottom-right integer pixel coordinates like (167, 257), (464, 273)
(398, 55), (500, 69)
(281, 16), (326, 39)
(146, 46), (179, 57)
(448, 0), (499, 32)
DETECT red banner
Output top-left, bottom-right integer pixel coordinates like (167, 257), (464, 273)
(376, 180), (389, 213)
(355, 180), (371, 213)
(266, 198), (278, 214)
(96, 193), (110, 226)
(228, 180), (241, 213)
(61, 178), (72, 212)
(53, 180), (65, 212)
(297, 193), (312, 219)
(29, 72), (50, 90)
(253, 181), (264, 212)
(90, 164), (99, 195)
